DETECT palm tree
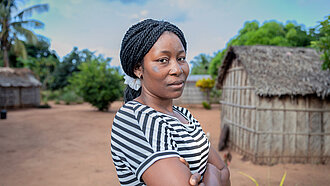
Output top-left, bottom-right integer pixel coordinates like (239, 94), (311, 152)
(0, 0), (48, 67)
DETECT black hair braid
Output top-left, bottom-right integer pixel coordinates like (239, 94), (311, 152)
(120, 19), (187, 103)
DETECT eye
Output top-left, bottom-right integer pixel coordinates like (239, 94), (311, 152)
(178, 57), (186, 62)
(157, 58), (169, 63)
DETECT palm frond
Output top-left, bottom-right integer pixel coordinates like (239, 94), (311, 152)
(0, 0), (12, 20)
(12, 25), (38, 44)
(11, 19), (44, 29)
(13, 38), (27, 59)
(14, 4), (48, 20)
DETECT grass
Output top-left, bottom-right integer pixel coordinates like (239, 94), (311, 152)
(41, 88), (84, 105)
(239, 171), (287, 186)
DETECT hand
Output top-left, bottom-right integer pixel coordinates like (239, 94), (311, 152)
(179, 157), (205, 186)
(203, 163), (231, 186)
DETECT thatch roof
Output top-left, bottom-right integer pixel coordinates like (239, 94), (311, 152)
(0, 67), (41, 87)
(217, 46), (330, 98)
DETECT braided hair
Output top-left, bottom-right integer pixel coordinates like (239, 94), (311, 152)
(120, 19), (187, 103)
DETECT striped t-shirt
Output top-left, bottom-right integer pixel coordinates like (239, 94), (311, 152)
(110, 100), (210, 185)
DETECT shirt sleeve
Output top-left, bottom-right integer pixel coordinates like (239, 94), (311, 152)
(111, 104), (179, 183)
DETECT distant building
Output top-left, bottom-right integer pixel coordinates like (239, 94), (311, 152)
(0, 68), (41, 108)
(174, 74), (211, 105)
(217, 45), (330, 164)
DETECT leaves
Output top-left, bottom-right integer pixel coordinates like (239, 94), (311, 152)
(190, 53), (211, 75)
(14, 4), (49, 20)
(208, 19), (317, 77)
(0, 0), (48, 67)
(69, 55), (123, 111)
(196, 78), (215, 91)
(311, 15), (330, 70)
(279, 172), (287, 186)
(239, 171), (259, 186)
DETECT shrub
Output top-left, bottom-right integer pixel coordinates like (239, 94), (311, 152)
(196, 78), (216, 105)
(41, 88), (83, 105)
(60, 87), (82, 105)
(202, 101), (211, 110)
(195, 78), (215, 91)
(210, 88), (222, 103)
(69, 58), (123, 111)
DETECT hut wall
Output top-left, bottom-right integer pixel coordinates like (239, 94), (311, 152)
(174, 81), (207, 104)
(220, 58), (257, 157)
(220, 60), (330, 164)
(254, 95), (329, 164)
(0, 87), (40, 108)
(0, 87), (20, 107)
(21, 87), (40, 106)
(324, 98), (330, 163)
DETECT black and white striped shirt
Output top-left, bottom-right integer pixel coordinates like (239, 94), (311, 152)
(110, 100), (210, 185)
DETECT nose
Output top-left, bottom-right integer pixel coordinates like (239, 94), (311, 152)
(169, 60), (183, 76)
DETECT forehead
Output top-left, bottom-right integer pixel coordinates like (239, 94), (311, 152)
(150, 31), (185, 52)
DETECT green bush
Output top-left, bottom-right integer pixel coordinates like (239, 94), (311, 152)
(69, 58), (123, 111)
(210, 88), (222, 103)
(41, 89), (83, 105)
(60, 87), (82, 105)
(202, 101), (211, 110)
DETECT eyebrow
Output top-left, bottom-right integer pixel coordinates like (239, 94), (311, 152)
(160, 50), (185, 55)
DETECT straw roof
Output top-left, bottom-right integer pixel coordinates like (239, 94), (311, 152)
(217, 46), (330, 98)
(0, 67), (41, 87)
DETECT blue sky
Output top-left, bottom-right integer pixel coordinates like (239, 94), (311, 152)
(23, 0), (330, 66)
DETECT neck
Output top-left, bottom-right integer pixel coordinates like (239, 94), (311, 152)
(135, 89), (174, 114)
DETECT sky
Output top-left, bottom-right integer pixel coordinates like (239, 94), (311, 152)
(22, 0), (330, 67)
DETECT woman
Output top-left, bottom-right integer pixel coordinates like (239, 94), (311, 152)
(111, 19), (230, 186)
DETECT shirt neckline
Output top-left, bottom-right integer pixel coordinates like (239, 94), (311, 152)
(130, 100), (191, 125)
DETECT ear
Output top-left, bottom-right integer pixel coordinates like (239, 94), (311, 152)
(133, 65), (143, 78)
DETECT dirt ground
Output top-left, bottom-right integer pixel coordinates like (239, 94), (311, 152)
(0, 101), (329, 186)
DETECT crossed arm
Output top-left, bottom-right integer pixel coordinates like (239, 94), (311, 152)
(141, 146), (230, 186)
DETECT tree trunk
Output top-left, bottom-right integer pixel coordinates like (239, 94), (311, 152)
(3, 48), (10, 67)
(206, 89), (210, 104)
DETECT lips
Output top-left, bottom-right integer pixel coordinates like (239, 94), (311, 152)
(168, 80), (185, 88)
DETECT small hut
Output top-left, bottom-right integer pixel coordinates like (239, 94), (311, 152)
(217, 45), (330, 164)
(0, 67), (41, 108)
(174, 74), (211, 104)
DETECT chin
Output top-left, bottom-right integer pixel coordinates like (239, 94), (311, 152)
(167, 90), (184, 99)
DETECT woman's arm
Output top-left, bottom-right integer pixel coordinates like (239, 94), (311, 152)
(204, 146), (231, 186)
(142, 157), (202, 186)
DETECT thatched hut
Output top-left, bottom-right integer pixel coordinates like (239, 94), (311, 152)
(0, 67), (41, 108)
(217, 45), (330, 164)
(174, 74), (211, 104)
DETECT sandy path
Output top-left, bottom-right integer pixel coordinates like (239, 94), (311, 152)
(0, 101), (329, 186)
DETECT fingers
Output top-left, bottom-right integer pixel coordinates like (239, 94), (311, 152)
(179, 157), (189, 168)
(220, 167), (231, 186)
(189, 173), (201, 186)
(179, 157), (203, 186)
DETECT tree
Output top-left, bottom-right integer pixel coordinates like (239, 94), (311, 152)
(190, 53), (211, 74)
(69, 56), (123, 111)
(16, 36), (60, 89)
(0, 0), (48, 67)
(227, 20), (312, 47)
(209, 20), (315, 77)
(208, 49), (226, 78)
(49, 47), (94, 90)
(311, 15), (330, 70)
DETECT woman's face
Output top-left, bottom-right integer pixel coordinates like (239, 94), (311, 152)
(135, 31), (189, 100)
